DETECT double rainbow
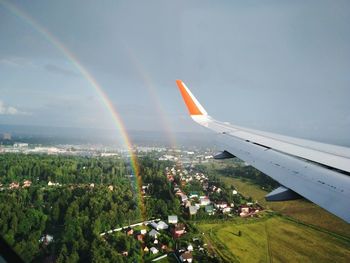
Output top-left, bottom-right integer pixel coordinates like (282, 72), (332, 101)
(0, 0), (146, 219)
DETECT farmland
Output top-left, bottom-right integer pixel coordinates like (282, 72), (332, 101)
(198, 215), (350, 263)
(219, 176), (350, 238)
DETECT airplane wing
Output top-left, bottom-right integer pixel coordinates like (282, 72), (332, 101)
(176, 79), (350, 223)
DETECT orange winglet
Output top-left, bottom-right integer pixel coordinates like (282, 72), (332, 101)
(176, 80), (203, 115)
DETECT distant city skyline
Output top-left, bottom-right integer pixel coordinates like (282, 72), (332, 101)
(1, 0), (349, 146)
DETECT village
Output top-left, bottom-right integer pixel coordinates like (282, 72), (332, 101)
(100, 162), (264, 262)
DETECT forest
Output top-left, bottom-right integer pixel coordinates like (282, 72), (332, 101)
(0, 153), (172, 262)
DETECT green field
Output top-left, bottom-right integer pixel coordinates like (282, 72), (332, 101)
(198, 216), (350, 263)
(220, 176), (350, 238)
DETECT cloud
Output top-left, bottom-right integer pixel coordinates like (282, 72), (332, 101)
(0, 57), (36, 68)
(44, 64), (79, 77)
(0, 101), (29, 115)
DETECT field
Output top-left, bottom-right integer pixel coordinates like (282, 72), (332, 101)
(198, 216), (350, 263)
(220, 176), (350, 238)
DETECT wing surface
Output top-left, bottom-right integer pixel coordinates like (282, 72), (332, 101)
(176, 80), (350, 222)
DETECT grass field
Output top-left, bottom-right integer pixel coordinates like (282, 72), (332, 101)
(198, 216), (350, 263)
(220, 176), (350, 238)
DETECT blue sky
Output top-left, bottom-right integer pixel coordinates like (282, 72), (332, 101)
(0, 0), (349, 145)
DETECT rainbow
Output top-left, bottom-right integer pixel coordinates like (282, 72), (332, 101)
(123, 44), (177, 150)
(0, 0), (146, 219)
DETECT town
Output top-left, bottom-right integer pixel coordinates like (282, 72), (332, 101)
(99, 158), (263, 262)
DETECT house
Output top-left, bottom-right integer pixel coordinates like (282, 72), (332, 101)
(172, 223), (186, 238)
(9, 182), (19, 189)
(180, 251), (193, 262)
(222, 207), (232, 213)
(189, 206), (198, 215)
(140, 229), (147, 235)
(126, 227), (133, 236)
(136, 234), (144, 241)
(22, 180), (32, 188)
(157, 221), (168, 230)
(175, 191), (187, 200)
(167, 174), (174, 182)
(168, 215), (178, 224)
(149, 229), (159, 238)
(241, 207), (249, 213)
(232, 190), (238, 195)
(205, 205), (214, 215)
(189, 192), (198, 199)
(150, 247), (159, 254)
(179, 193), (188, 202)
(150, 222), (159, 229)
(122, 251), (128, 256)
(154, 239), (158, 244)
(108, 185), (114, 191)
(240, 206), (250, 217)
(143, 246), (149, 253)
(187, 244), (193, 251)
(48, 181), (59, 186)
(39, 234), (54, 245)
(215, 202), (228, 209)
(184, 200), (191, 208)
(199, 196), (210, 206)
(151, 221), (168, 230)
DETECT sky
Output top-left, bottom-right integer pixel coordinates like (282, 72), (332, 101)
(0, 0), (349, 146)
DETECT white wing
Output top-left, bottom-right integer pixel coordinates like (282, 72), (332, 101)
(176, 80), (350, 223)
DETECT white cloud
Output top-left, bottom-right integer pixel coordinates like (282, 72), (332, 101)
(0, 101), (28, 115)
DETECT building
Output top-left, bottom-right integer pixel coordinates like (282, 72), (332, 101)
(150, 221), (168, 230)
(9, 182), (19, 189)
(136, 234), (143, 241)
(150, 247), (159, 254)
(14, 143), (28, 148)
(48, 181), (60, 186)
(180, 251), (193, 262)
(176, 192), (188, 203)
(199, 196), (211, 206)
(215, 202), (228, 209)
(168, 215), (178, 224)
(149, 229), (159, 238)
(126, 227), (133, 236)
(205, 205), (214, 215)
(172, 223), (186, 238)
(22, 180), (32, 188)
(240, 206), (250, 217)
(222, 207), (232, 213)
(189, 206), (198, 215)
(157, 221), (168, 230)
(189, 192), (198, 199)
(39, 234), (54, 245)
(187, 244), (193, 251)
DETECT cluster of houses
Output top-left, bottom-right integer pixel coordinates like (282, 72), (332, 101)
(166, 165), (263, 218)
(0, 180), (32, 190)
(104, 215), (193, 262)
(239, 203), (262, 218)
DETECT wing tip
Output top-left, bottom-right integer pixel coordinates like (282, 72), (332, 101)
(176, 80), (206, 116)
